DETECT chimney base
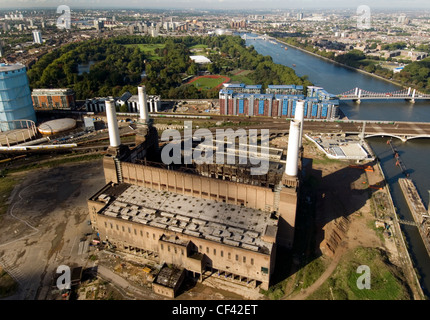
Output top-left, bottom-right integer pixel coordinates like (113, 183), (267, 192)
(106, 144), (130, 159)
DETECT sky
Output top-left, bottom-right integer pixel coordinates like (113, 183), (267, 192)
(0, 0), (429, 10)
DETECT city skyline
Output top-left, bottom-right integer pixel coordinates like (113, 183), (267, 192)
(0, 0), (430, 10)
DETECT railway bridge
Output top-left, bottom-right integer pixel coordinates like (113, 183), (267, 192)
(337, 87), (430, 103)
(264, 119), (430, 142)
(302, 120), (430, 142)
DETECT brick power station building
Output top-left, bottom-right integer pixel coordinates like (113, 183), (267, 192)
(87, 86), (305, 296)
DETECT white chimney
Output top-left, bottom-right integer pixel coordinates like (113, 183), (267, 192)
(105, 99), (121, 148)
(138, 86), (149, 122)
(294, 100), (305, 148)
(285, 119), (301, 177)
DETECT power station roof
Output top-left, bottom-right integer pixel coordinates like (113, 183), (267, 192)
(96, 183), (277, 254)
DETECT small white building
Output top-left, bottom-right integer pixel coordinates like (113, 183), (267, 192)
(190, 55), (211, 64)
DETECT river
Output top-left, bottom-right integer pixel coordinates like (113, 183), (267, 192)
(244, 34), (430, 297)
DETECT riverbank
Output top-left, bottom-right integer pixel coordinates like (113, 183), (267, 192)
(398, 178), (430, 259)
(274, 38), (406, 91)
(284, 138), (421, 300)
(372, 158), (426, 299)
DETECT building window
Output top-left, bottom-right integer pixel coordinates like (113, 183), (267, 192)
(174, 247), (177, 254)
(122, 226), (125, 232)
(181, 249), (184, 255)
(140, 230), (143, 237)
(228, 252), (231, 259)
(104, 222), (107, 228)
(128, 227), (131, 233)
(235, 254), (239, 261)
(221, 250), (224, 257)
(261, 267), (269, 275)
(61, 96), (67, 108)
(33, 97), (39, 108)
(134, 229), (137, 235)
(153, 234), (155, 240)
(146, 232), (149, 238)
(116, 225), (119, 230)
(160, 244), (164, 250)
(168, 245), (170, 252)
(251, 258), (254, 265)
(199, 245), (202, 252)
(110, 223), (113, 229)
(213, 249), (216, 255)
(206, 247), (209, 254)
(243, 256), (246, 263)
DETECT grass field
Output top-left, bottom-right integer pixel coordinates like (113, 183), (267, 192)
(307, 247), (411, 300)
(188, 75), (230, 90)
(228, 70), (255, 85)
(124, 43), (165, 60)
(189, 44), (208, 50)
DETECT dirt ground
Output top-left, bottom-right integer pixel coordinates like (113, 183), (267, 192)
(0, 160), (106, 300)
(0, 159), (252, 300)
(281, 138), (419, 300)
(0, 137), (421, 300)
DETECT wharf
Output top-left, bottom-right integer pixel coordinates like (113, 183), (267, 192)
(398, 178), (430, 258)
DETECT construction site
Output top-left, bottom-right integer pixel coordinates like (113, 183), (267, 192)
(0, 85), (424, 300)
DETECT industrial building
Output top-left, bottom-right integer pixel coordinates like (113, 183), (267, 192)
(31, 88), (76, 110)
(0, 63), (36, 130)
(87, 86), (305, 293)
(219, 83), (340, 120)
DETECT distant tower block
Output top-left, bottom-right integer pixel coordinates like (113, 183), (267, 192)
(138, 86), (149, 123)
(294, 100), (305, 149)
(105, 99), (121, 148)
(285, 119), (301, 177)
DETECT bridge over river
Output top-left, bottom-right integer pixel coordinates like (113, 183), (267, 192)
(261, 119), (430, 142)
(337, 87), (430, 103)
(301, 120), (430, 142)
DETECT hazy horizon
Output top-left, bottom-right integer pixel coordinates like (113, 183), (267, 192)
(0, 0), (430, 10)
